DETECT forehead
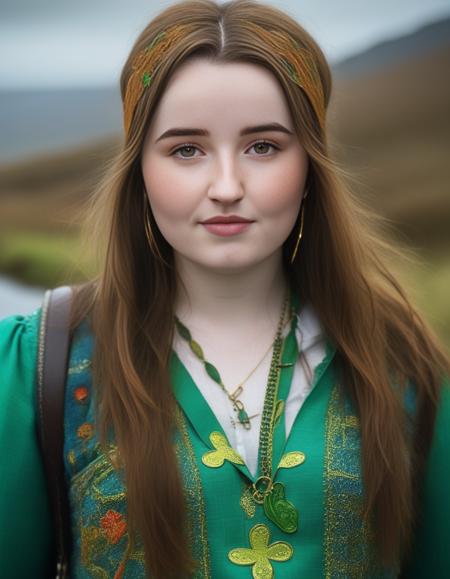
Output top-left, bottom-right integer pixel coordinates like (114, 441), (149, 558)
(147, 58), (294, 137)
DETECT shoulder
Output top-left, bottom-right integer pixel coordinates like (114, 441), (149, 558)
(0, 307), (42, 393)
(0, 306), (42, 345)
(0, 307), (43, 447)
(0, 306), (54, 573)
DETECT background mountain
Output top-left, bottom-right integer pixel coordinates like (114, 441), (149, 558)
(333, 15), (450, 77)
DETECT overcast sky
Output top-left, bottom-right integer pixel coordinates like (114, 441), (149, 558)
(1, 0), (450, 89)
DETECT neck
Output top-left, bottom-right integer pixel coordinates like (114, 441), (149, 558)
(174, 251), (289, 331)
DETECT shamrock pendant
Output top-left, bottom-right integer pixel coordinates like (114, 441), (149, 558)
(263, 482), (298, 533)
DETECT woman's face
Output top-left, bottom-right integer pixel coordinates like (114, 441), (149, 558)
(141, 58), (309, 272)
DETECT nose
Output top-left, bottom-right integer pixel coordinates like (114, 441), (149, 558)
(207, 153), (245, 204)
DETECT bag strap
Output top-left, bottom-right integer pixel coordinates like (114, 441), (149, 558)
(36, 285), (74, 579)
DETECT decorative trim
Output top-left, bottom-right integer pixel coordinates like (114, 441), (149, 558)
(323, 385), (374, 578)
(175, 407), (212, 578)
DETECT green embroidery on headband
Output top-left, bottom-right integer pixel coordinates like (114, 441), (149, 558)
(142, 72), (152, 88)
(281, 58), (299, 84)
(147, 30), (166, 50)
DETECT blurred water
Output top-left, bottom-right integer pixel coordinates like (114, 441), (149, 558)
(0, 275), (45, 319)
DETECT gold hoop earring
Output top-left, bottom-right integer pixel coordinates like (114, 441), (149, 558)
(289, 192), (308, 265)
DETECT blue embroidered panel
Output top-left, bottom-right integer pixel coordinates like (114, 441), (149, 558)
(63, 319), (210, 578)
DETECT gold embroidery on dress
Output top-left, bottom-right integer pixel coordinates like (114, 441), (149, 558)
(324, 386), (374, 578)
(274, 400), (285, 426)
(175, 407), (212, 578)
(202, 431), (245, 467)
(240, 484), (256, 518)
(278, 451), (306, 469)
(228, 523), (293, 577)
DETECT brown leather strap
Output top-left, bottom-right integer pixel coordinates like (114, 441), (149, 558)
(36, 285), (74, 578)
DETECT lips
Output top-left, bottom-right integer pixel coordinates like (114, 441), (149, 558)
(201, 215), (254, 224)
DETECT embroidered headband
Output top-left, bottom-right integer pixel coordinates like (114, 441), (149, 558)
(123, 22), (326, 137)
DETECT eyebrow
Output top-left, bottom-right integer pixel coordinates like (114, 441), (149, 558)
(155, 122), (294, 143)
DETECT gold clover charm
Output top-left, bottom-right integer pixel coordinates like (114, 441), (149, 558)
(278, 451), (306, 469)
(202, 431), (245, 468)
(228, 523), (293, 578)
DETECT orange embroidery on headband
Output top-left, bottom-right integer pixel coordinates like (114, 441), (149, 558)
(244, 23), (326, 129)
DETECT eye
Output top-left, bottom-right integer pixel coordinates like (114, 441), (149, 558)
(171, 144), (201, 159)
(249, 140), (280, 156)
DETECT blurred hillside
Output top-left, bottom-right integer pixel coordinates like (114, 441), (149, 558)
(0, 17), (449, 343)
(330, 40), (450, 248)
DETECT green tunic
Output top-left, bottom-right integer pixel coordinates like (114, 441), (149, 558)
(0, 307), (449, 577)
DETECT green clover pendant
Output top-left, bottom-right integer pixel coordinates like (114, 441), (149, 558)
(263, 482), (298, 534)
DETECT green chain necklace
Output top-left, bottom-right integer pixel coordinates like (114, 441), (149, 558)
(251, 291), (300, 534)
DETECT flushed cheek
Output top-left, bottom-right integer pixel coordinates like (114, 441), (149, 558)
(250, 156), (307, 216)
(143, 167), (202, 221)
(254, 178), (304, 220)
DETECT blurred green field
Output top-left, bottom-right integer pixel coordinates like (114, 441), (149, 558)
(395, 252), (450, 351)
(0, 229), (94, 288)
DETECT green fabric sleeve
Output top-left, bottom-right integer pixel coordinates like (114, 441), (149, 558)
(0, 310), (53, 576)
(402, 377), (450, 577)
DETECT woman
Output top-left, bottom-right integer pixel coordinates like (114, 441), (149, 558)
(0, 0), (449, 577)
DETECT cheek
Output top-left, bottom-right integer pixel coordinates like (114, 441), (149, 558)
(253, 154), (307, 218)
(142, 160), (198, 220)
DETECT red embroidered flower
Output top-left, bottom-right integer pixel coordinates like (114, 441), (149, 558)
(74, 386), (89, 404)
(100, 510), (127, 544)
(77, 422), (94, 440)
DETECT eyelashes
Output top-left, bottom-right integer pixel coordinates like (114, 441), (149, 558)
(170, 140), (280, 160)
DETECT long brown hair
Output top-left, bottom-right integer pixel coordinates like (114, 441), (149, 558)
(69, 0), (450, 576)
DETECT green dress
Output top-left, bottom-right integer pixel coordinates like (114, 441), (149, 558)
(0, 307), (449, 578)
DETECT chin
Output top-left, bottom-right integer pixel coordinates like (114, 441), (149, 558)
(204, 254), (267, 272)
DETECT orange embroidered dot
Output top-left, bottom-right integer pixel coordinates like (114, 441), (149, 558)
(100, 509), (127, 544)
(74, 386), (89, 404)
(77, 422), (94, 440)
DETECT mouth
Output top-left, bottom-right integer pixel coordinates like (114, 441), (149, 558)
(200, 215), (254, 224)
(200, 221), (253, 237)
